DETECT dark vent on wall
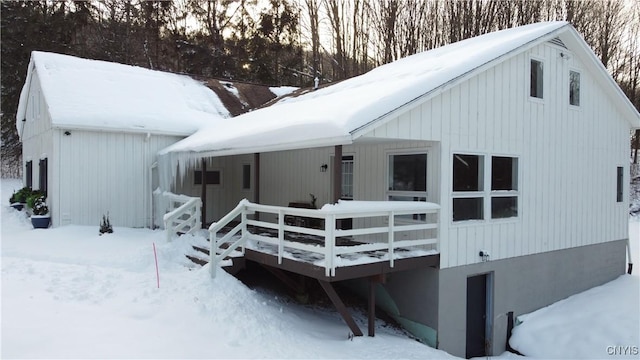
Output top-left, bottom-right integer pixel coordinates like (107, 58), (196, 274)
(548, 37), (567, 49)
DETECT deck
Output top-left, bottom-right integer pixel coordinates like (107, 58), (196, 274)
(166, 197), (441, 337)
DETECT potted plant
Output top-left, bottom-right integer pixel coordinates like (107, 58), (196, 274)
(28, 194), (50, 229)
(9, 187), (31, 211)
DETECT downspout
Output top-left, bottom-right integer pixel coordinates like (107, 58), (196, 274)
(150, 161), (157, 229)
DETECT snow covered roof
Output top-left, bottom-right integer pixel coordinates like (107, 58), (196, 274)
(160, 21), (575, 157)
(16, 51), (232, 137)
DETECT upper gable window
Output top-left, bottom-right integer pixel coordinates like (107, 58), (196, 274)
(530, 59), (543, 99)
(570, 70), (580, 106)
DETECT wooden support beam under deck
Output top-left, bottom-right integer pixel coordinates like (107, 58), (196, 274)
(318, 279), (363, 337)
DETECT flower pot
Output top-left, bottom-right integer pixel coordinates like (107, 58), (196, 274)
(10, 203), (25, 211)
(31, 215), (51, 229)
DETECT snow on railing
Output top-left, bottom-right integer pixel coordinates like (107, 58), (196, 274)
(209, 199), (439, 278)
(163, 192), (202, 242)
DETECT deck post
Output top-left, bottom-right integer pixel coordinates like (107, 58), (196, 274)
(254, 153), (260, 221)
(318, 280), (363, 337)
(333, 145), (342, 230)
(201, 159), (207, 229)
(368, 276), (377, 336)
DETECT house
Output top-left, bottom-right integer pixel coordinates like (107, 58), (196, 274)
(158, 22), (640, 358)
(15, 51), (285, 228)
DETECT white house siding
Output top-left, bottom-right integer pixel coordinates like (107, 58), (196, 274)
(19, 69), (55, 210)
(362, 42), (631, 268)
(54, 129), (181, 228)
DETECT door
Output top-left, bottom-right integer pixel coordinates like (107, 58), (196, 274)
(466, 274), (488, 358)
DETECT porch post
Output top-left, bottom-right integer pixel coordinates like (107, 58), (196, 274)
(201, 158), (207, 228)
(333, 145), (342, 203)
(254, 153), (260, 220)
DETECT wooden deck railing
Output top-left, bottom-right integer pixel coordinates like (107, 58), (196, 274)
(163, 192), (202, 242)
(209, 200), (439, 278)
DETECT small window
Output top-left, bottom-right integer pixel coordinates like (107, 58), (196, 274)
(194, 170), (221, 185)
(530, 59), (543, 99)
(453, 154), (483, 191)
(491, 157), (518, 191)
(617, 167), (623, 202)
(491, 196), (518, 219)
(25, 161), (33, 189)
(453, 198), (483, 221)
(242, 164), (251, 190)
(570, 71), (580, 106)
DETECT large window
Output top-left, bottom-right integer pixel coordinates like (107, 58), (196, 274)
(530, 59), (543, 99)
(453, 154), (519, 222)
(570, 70), (580, 106)
(453, 154), (484, 221)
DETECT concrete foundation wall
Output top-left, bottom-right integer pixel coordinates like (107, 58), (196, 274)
(436, 239), (627, 358)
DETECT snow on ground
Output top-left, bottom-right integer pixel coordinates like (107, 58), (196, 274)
(508, 216), (640, 359)
(0, 178), (452, 359)
(2, 177), (639, 359)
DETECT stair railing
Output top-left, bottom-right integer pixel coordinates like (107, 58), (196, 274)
(209, 199), (250, 278)
(163, 192), (202, 242)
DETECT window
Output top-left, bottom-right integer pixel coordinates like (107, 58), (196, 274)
(341, 156), (354, 199)
(194, 170), (221, 185)
(242, 164), (251, 190)
(25, 161), (33, 189)
(491, 157), (518, 219)
(388, 152), (427, 221)
(38, 158), (48, 194)
(570, 70), (580, 106)
(530, 59), (543, 99)
(453, 154), (484, 221)
(388, 153), (426, 193)
(452, 154), (519, 222)
(617, 167), (623, 202)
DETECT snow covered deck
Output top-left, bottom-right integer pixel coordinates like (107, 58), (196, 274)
(208, 200), (440, 282)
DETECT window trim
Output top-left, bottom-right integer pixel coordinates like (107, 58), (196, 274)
(529, 57), (545, 101)
(452, 152), (520, 224)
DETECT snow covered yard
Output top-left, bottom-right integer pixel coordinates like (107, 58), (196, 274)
(0, 179), (452, 359)
(1, 177), (638, 359)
